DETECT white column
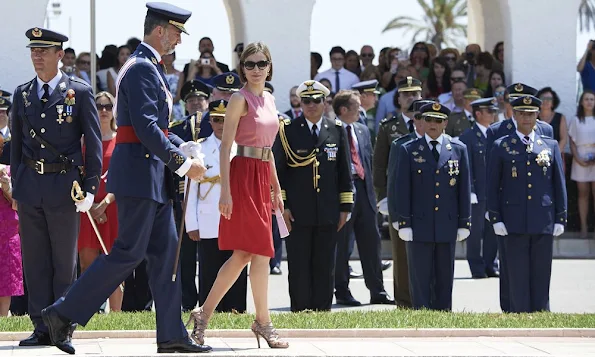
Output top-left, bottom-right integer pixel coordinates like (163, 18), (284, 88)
(467, 0), (485, 48)
(223, 0), (315, 111)
(223, 0), (246, 71)
(468, 0), (504, 53)
(3, 0), (48, 94)
(500, 0), (581, 119)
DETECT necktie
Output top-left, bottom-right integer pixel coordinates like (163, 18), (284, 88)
(431, 140), (440, 161)
(335, 71), (340, 92)
(41, 83), (50, 107)
(311, 123), (318, 144)
(347, 125), (365, 180)
(407, 120), (415, 133)
(159, 59), (166, 74)
(295, 110), (301, 118)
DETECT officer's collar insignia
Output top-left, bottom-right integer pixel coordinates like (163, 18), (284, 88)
(32, 28), (42, 38)
(151, 57), (157, 65)
(226, 75), (235, 85)
(22, 91), (30, 107)
(432, 103), (441, 111)
(506, 123), (513, 130)
(523, 96), (532, 105)
(412, 151), (419, 156)
(476, 131), (481, 137)
(515, 83), (523, 92)
(537, 139), (543, 145)
(511, 138), (517, 144)
(414, 156), (425, 163)
(419, 144), (425, 151)
(59, 82), (66, 92)
(446, 143), (452, 151)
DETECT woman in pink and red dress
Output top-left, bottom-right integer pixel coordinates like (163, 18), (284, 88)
(187, 42), (288, 349)
(0, 165), (23, 316)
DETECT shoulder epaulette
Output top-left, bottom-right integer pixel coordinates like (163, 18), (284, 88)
(282, 118), (291, 125)
(69, 76), (92, 88)
(169, 120), (185, 128)
(335, 119), (342, 126)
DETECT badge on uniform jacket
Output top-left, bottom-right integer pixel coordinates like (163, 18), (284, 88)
(324, 147), (337, 161)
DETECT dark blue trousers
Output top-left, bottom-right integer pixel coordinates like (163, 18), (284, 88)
(495, 229), (510, 312)
(503, 234), (553, 313)
(406, 241), (455, 311)
(335, 179), (384, 298)
(19, 202), (79, 333)
(53, 197), (187, 343)
(467, 201), (498, 276)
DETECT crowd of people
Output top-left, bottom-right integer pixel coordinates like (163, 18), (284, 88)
(0, 1), (591, 353)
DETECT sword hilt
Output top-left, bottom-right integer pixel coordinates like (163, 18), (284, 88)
(71, 181), (85, 203)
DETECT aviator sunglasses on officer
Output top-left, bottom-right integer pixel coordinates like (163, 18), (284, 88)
(301, 97), (323, 105)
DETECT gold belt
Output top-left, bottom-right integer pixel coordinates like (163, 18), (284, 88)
(236, 145), (272, 161)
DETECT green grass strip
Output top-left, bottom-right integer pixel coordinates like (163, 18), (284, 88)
(2, 310), (595, 331)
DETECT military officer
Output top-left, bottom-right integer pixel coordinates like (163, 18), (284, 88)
(386, 99), (434, 307)
(169, 79), (211, 311)
(185, 99), (248, 313)
(0, 97), (12, 164)
(273, 81), (353, 312)
(485, 82), (554, 313)
(458, 97), (499, 279)
(8, 28), (102, 348)
(352, 79), (380, 140)
(487, 95), (566, 313)
(373, 76), (422, 201)
(41, 3), (211, 354)
(395, 102), (471, 310)
(445, 88), (483, 138)
(197, 72), (241, 139)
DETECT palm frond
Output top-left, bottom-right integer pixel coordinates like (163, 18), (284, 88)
(382, 16), (422, 32)
(579, 0), (595, 32)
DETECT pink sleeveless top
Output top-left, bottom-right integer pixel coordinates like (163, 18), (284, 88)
(235, 87), (279, 148)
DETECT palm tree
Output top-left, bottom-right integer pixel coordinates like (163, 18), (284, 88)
(579, 0), (595, 32)
(382, 0), (467, 50)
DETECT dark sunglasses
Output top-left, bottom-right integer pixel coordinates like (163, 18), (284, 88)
(301, 97), (323, 105)
(451, 76), (465, 82)
(96, 103), (113, 111)
(424, 117), (445, 123)
(79, 60), (91, 65)
(360, 53), (374, 58)
(242, 60), (270, 70)
(444, 56), (456, 61)
(211, 117), (224, 123)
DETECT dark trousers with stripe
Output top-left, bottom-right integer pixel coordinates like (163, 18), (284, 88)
(467, 201), (498, 276)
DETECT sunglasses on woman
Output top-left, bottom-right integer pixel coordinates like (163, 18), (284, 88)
(301, 97), (323, 105)
(242, 60), (270, 70)
(96, 103), (113, 111)
(424, 117), (445, 123)
(494, 90), (505, 97)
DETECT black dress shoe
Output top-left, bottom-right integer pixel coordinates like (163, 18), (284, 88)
(486, 270), (500, 278)
(381, 261), (392, 271)
(335, 294), (361, 306)
(19, 331), (52, 346)
(472, 273), (488, 279)
(41, 306), (75, 355)
(157, 336), (212, 353)
(370, 292), (395, 305)
(270, 266), (282, 275)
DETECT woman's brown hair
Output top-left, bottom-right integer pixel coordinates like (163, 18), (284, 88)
(95, 91), (117, 132)
(238, 42), (273, 83)
(577, 89), (595, 123)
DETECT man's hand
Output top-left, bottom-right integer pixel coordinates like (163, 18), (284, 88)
(188, 230), (201, 241)
(470, 193), (478, 204)
(283, 209), (294, 233)
(75, 192), (95, 213)
(398, 227), (413, 241)
(493, 222), (508, 236)
(337, 211), (349, 232)
(457, 228), (470, 241)
(186, 159), (207, 181)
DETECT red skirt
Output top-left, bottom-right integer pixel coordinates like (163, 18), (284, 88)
(78, 177), (118, 252)
(218, 156), (273, 257)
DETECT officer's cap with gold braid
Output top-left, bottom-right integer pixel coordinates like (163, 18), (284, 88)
(408, 99), (436, 113)
(0, 89), (11, 98)
(506, 83), (537, 99)
(146, 2), (192, 35)
(420, 102), (451, 119)
(297, 80), (330, 99)
(397, 76), (422, 93)
(0, 98), (12, 111)
(352, 79), (380, 94)
(511, 95), (542, 112)
(208, 100), (228, 117)
(463, 88), (484, 100)
(471, 97), (498, 111)
(25, 27), (68, 48)
(180, 80), (211, 101)
(213, 72), (241, 92)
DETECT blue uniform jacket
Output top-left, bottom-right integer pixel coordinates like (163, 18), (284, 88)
(487, 133), (567, 235)
(459, 124), (488, 201)
(486, 118), (553, 164)
(10, 73), (101, 209)
(395, 136), (471, 243)
(387, 131), (417, 221)
(106, 44), (188, 204)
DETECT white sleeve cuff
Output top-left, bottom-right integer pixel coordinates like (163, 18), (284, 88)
(176, 158), (192, 177)
(392, 222), (399, 230)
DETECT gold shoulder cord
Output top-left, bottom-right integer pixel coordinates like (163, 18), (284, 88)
(278, 123), (320, 189)
(198, 175), (220, 200)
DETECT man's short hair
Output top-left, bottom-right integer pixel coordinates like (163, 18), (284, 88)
(143, 13), (168, 36)
(64, 48), (75, 56)
(332, 89), (358, 114)
(329, 46), (346, 58)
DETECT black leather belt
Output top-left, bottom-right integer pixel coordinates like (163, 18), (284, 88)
(24, 157), (73, 174)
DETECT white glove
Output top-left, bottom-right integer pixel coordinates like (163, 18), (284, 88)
(485, 211), (490, 221)
(180, 142), (205, 164)
(471, 193), (478, 204)
(391, 222), (399, 231)
(553, 223), (564, 237)
(376, 197), (388, 215)
(493, 222), (508, 236)
(398, 227), (413, 241)
(75, 192), (95, 213)
(457, 228), (470, 241)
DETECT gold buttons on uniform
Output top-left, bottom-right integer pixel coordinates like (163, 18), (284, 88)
(528, 172), (532, 176)
(435, 170), (440, 174)
(435, 194), (439, 199)
(436, 182), (439, 187)
(467, 222), (471, 226)
(317, 188), (320, 192)
(435, 207), (439, 211)
(528, 184), (532, 188)
(41, 113), (46, 118)
(315, 148), (319, 152)
(40, 128), (45, 133)
(528, 195), (532, 200)
(92, 186), (96, 190)
(145, 154), (150, 158)
(527, 161), (530, 166)
(418, 169), (422, 174)
(41, 144), (45, 149)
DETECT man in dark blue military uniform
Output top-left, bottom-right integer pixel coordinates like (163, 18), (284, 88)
(459, 98), (499, 279)
(9, 27), (101, 348)
(395, 102), (471, 310)
(197, 72), (241, 139)
(273, 81), (353, 312)
(40, 3), (211, 354)
(485, 82), (553, 313)
(169, 79), (210, 311)
(386, 99), (434, 307)
(487, 95), (566, 313)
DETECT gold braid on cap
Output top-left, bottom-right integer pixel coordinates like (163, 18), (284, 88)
(278, 123), (320, 190)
